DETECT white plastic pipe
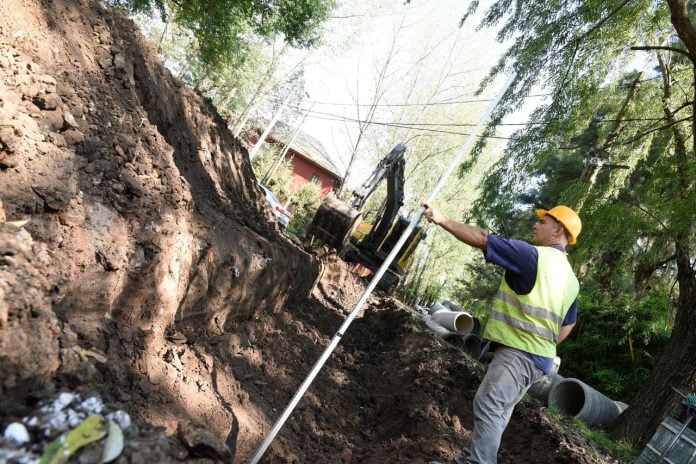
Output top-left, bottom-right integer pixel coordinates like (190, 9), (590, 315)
(432, 310), (474, 334)
(422, 314), (452, 337)
(248, 73), (516, 464)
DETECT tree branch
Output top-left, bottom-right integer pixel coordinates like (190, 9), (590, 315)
(631, 45), (694, 61)
(559, 0), (633, 55)
(669, 100), (694, 116)
(582, 0), (634, 40)
(618, 116), (692, 145)
(550, 0), (634, 136)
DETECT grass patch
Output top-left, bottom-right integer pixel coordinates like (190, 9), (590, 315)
(544, 406), (638, 463)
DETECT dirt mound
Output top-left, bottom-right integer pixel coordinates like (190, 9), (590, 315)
(310, 248), (368, 312)
(0, 1), (619, 463)
(0, 221), (61, 410)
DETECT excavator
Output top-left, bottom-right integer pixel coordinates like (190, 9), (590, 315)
(306, 144), (425, 292)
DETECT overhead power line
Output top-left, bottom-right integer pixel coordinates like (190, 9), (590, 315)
(290, 106), (514, 139)
(290, 105), (692, 146)
(286, 105), (670, 131)
(300, 93), (552, 108)
(291, 105), (538, 127)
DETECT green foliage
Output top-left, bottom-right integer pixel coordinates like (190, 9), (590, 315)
(417, 282), (445, 307)
(108, 0), (334, 71)
(286, 181), (322, 238)
(263, 163), (293, 200)
(250, 145), (282, 181)
(450, 253), (502, 316)
(558, 289), (671, 400)
(250, 145), (322, 240)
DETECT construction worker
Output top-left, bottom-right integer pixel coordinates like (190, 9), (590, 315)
(422, 204), (581, 464)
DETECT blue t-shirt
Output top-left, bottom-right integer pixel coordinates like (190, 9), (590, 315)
(484, 234), (578, 374)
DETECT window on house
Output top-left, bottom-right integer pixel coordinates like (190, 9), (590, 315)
(310, 174), (322, 185)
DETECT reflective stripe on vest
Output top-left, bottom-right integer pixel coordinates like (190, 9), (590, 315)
(495, 290), (564, 332)
(483, 246), (578, 357)
(488, 306), (559, 342)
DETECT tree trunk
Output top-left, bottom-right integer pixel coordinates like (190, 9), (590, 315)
(337, 16), (404, 197)
(609, 17), (696, 445)
(231, 44), (289, 138)
(610, 238), (696, 448)
(231, 79), (271, 138)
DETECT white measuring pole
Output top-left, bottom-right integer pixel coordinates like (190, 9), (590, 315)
(248, 73), (516, 464)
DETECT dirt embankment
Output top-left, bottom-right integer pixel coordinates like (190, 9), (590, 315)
(1, 0), (319, 456)
(1, 1), (618, 463)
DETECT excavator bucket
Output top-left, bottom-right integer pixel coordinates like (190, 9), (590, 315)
(306, 194), (362, 250)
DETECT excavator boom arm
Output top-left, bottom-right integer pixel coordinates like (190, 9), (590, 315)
(349, 144), (406, 211)
(306, 143), (424, 293)
(361, 146), (405, 249)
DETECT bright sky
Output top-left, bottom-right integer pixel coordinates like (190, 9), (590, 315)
(289, 0), (534, 184)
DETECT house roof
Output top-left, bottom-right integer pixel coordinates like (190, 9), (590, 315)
(249, 119), (344, 179)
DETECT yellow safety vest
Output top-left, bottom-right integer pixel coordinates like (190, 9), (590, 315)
(482, 246), (579, 357)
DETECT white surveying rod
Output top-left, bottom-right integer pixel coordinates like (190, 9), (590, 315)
(248, 73), (516, 464)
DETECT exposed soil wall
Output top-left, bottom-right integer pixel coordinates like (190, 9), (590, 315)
(0, 0), (319, 433)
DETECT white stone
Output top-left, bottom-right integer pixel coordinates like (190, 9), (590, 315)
(63, 111), (79, 128)
(106, 411), (131, 430)
(80, 396), (104, 414)
(113, 53), (126, 69)
(4, 422), (30, 444)
(53, 392), (75, 412)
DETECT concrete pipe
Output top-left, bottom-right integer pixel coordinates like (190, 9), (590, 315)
(444, 334), (468, 349)
(432, 309), (474, 334)
(441, 301), (481, 334)
(548, 378), (625, 428)
(615, 401), (629, 415)
(527, 373), (564, 405)
(428, 302), (448, 315)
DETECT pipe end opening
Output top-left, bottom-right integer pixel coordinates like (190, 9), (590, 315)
(549, 381), (585, 417)
(453, 313), (474, 334)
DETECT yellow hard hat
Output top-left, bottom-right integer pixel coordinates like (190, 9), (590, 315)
(536, 205), (582, 245)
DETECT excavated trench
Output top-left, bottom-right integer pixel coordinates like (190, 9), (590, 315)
(0, 1), (618, 463)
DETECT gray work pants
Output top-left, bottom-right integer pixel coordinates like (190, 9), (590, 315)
(463, 347), (544, 464)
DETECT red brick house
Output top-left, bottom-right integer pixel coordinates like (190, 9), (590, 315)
(245, 123), (343, 198)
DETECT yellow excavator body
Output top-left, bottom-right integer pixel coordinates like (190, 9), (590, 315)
(306, 144), (425, 292)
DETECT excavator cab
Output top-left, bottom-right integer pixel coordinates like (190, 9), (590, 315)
(306, 144), (425, 292)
